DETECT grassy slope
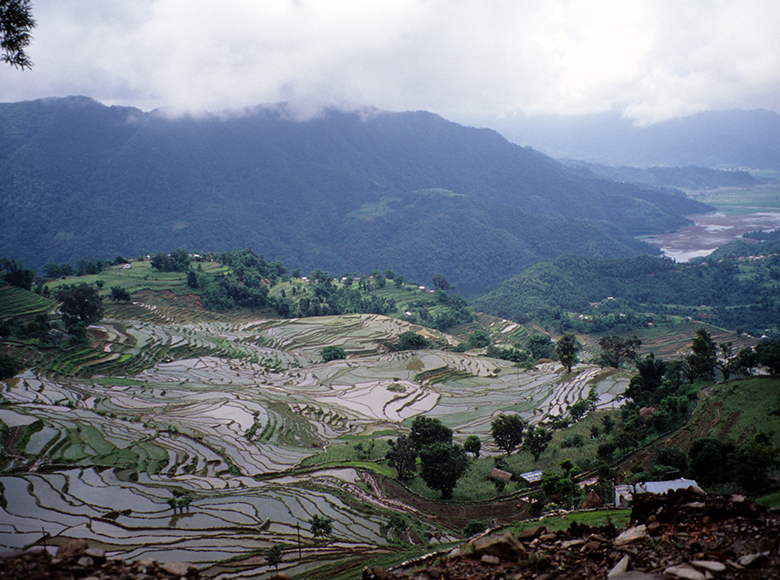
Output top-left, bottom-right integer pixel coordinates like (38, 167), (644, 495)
(0, 286), (57, 318)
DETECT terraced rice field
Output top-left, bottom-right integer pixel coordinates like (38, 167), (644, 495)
(0, 311), (629, 578)
(0, 287), (57, 318)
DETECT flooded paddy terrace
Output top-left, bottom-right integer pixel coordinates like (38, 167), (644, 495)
(0, 313), (628, 578)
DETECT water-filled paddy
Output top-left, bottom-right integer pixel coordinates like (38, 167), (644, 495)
(0, 313), (628, 577)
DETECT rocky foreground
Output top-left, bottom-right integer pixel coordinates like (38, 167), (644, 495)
(373, 487), (780, 580)
(2, 488), (778, 579)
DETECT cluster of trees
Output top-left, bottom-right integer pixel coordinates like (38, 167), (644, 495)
(44, 256), (130, 280)
(391, 331), (430, 351)
(320, 346), (346, 362)
(150, 250), (191, 273)
(0, 258), (35, 290)
(187, 250), (401, 317)
(428, 289), (473, 332)
(386, 416), (469, 499)
(629, 434), (778, 495)
(490, 413), (554, 461)
(481, 331), (581, 370)
(592, 329), (780, 469)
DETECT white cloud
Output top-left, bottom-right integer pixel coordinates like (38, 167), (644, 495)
(1, 0), (778, 124)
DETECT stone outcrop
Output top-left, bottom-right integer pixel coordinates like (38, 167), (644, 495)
(365, 489), (780, 580)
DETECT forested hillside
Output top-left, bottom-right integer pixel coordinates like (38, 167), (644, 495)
(0, 97), (710, 295)
(472, 234), (780, 336)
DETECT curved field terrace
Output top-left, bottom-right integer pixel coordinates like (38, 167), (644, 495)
(0, 313), (628, 578)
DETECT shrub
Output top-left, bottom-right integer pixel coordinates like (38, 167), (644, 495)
(463, 520), (488, 536)
(321, 345), (346, 362)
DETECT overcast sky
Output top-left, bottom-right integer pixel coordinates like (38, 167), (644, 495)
(2, 0), (779, 125)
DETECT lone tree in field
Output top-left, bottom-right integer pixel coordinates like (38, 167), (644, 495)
(463, 435), (481, 458)
(687, 329), (717, 381)
(110, 286), (131, 302)
(320, 345), (346, 362)
(523, 425), (553, 461)
(308, 514), (333, 538)
(418, 442), (469, 499)
(264, 544), (284, 570)
(386, 435), (417, 479)
(597, 335), (641, 368)
(58, 283), (104, 327)
(491, 413), (526, 455)
(556, 333), (578, 373)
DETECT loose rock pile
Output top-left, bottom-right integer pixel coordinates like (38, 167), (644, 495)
(368, 487), (780, 580)
(0, 539), (199, 580)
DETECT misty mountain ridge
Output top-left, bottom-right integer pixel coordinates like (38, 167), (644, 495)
(0, 96), (711, 295)
(477, 108), (780, 170)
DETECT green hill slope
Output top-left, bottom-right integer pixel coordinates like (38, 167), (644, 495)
(0, 97), (711, 296)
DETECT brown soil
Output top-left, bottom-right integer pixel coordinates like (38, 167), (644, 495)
(380, 477), (530, 529)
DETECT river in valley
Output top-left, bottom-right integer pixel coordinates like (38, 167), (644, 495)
(644, 211), (780, 262)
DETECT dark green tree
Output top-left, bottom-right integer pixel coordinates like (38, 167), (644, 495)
(715, 341), (737, 381)
(58, 283), (104, 327)
(597, 335), (641, 368)
(568, 399), (592, 421)
(264, 544), (284, 570)
(730, 434), (777, 493)
(0, 353), (21, 380)
(556, 333), (578, 373)
(625, 353), (668, 406)
(526, 334), (553, 360)
(431, 274), (451, 292)
(688, 437), (732, 486)
(419, 442), (469, 499)
(756, 340), (780, 374)
(734, 347), (759, 377)
(394, 331), (429, 351)
(463, 435), (481, 457)
(308, 514), (333, 538)
(523, 425), (552, 461)
(0, 0), (35, 68)
(0, 258), (35, 290)
(491, 413), (526, 455)
(687, 329), (717, 382)
(468, 329), (490, 348)
(409, 416), (452, 451)
(110, 286), (131, 302)
(320, 345), (346, 362)
(386, 435), (417, 479)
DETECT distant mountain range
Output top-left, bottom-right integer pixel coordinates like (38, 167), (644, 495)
(0, 97), (711, 295)
(474, 109), (780, 170)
